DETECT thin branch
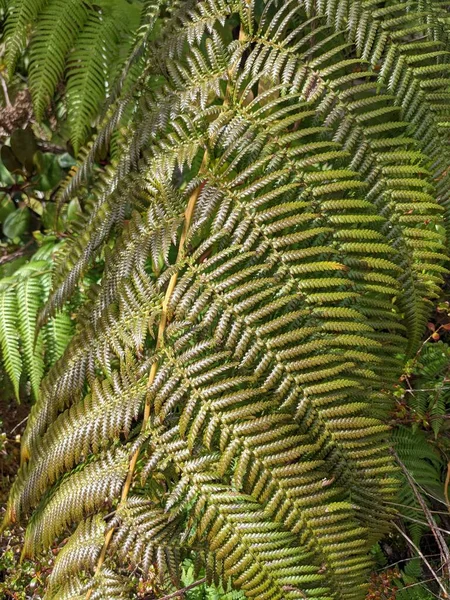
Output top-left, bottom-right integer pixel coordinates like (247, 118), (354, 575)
(0, 241), (34, 266)
(0, 74), (11, 108)
(445, 462), (450, 514)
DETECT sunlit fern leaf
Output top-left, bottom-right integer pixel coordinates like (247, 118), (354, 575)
(22, 446), (128, 557)
(0, 284), (22, 400)
(66, 7), (121, 154)
(110, 497), (186, 585)
(28, 0), (89, 120)
(45, 515), (106, 598)
(4, 0), (49, 75)
(45, 567), (133, 600)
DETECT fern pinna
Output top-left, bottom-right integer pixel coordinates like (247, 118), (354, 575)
(5, 1), (450, 599)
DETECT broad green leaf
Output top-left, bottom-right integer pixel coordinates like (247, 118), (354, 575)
(0, 195), (16, 223)
(10, 127), (39, 173)
(1, 145), (22, 174)
(3, 207), (31, 240)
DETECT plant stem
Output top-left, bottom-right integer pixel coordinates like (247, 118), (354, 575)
(0, 241), (34, 266)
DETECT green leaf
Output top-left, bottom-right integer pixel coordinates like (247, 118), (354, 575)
(2, 207), (31, 240)
(57, 152), (77, 169)
(0, 196), (16, 223)
(27, 198), (44, 216)
(1, 146), (22, 174)
(10, 127), (39, 173)
(35, 154), (63, 191)
(41, 203), (64, 231)
(66, 197), (82, 222)
(0, 161), (15, 185)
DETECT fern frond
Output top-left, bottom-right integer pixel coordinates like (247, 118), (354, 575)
(66, 7), (120, 154)
(0, 285), (22, 400)
(28, 0), (89, 120)
(4, 0), (48, 74)
(0, 245), (74, 401)
(7, 1), (450, 598)
(17, 272), (44, 401)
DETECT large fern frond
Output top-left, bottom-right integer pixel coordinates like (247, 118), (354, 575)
(6, 1), (450, 599)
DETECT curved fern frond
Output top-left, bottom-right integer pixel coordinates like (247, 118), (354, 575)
(6, 1), (450, 599)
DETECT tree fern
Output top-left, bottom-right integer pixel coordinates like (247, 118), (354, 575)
(4, 1), (450, 599)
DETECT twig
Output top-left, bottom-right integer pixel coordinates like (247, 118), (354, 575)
(445, 462), (450, 514)
(9, 415), (29, 434)
(144, 578), (207, 600)
(0, 241), (34, 266)
(36, 141), (68, 155)
(0, 74), (11, 108)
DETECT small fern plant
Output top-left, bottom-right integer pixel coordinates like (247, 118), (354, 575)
(0, 242), (73, 401)
(4, 1), (450, 599)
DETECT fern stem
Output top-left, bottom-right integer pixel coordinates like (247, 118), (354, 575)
(445, 462), (450, 515)
(86, 153), (208, 598)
